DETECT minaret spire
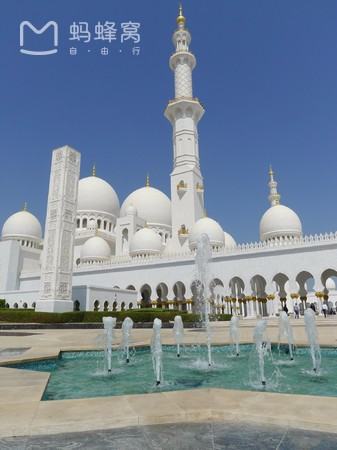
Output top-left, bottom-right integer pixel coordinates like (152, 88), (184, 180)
(92, 164), (96, 177)
(165, 6), (205, 251)
(177, 4), (186, 28)
(268, 165), (281, 206)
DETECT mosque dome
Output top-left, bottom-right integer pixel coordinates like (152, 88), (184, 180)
(325, 278), (336, 291)
(189, 217), (224, 250)
(260, 167), (302, 242)
(260, 204), (302, 241)
(77, 175), (120, 217)
(81, 236), (111, 261)
(2, 208), (42, 242)
(130, 228), (162, 257)
(224, 231), (236, 250)
(121, 181), (171, 226)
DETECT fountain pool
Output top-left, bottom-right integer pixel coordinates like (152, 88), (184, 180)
(8, 344), (337, 401)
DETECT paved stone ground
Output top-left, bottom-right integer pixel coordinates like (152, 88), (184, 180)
(1, 422), (337, 450)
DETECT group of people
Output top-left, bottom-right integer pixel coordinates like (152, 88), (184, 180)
(282, 302), (336, 319)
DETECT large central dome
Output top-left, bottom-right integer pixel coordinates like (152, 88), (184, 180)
(77, 176), (120, 217)
(121, 186), (171, 226)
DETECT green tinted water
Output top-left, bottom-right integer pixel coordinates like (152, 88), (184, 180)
(9, 344), (337, 400)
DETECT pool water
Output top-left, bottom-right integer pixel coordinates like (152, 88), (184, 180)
(9, 344), (337, 400)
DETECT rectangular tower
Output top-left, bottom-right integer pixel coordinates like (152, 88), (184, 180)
(36, 146), (81, 312)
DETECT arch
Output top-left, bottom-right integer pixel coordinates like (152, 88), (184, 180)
(191, 279), (202, 304)
(250, 275), (267, 299)
(113, 285), (120, 289)
(126, 285), (136, 291)
(121, 302), (125, 311)
(103, 301), (109, 311)
(31, 302), (36, 309)
(93, 300), (100, 311)
(173, 281), (186, 301)
(229, 277), (245, 299)
(321, 269), (337, 286)
(82, 218), (87, 228)
(296, 271), (314, 297)
(13, 303), (18, 309)
(122, 228), (129, 253)
(272, 273), (289, 299)
(74, 300), (80, 311)
(156, 282), (168, 307)
(113, 301), (118, 311)
(209, 278), (224, 298)
(140, 284), (152, 307)
(128, 302), (133, 310)
(22, 302), (28, 309)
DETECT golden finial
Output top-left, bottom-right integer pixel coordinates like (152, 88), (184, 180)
(146, 174), (150, 187)
(177, 3), (186, 26)
(269, 165), (273, 176)
(92, 164), (96, 177)
(23, 201), (28, 212)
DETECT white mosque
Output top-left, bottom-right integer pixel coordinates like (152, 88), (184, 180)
(1, 7), (337, 316)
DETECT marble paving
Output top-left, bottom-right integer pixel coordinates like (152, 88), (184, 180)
(1, 421), (337, 449)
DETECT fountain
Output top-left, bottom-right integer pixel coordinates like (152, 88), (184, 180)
(252, 319), (270, 386)
(304, 308), (321, 373)
(278, 311), (294, 360)
(151, 318), (163, 385)
(102, 316), (117, 373)
(195, 233), (213, 367)
(229, 316), (240, 356)
(121, 317), (134, 363)
(173, 315), (184, 357)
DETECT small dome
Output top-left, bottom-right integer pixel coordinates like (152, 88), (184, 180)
(326, 278), (336, 290)
(121, 186), (171, 226)
(78, 176), (120, 217)
(224, 231), (236, 249)
(260, 204), (302, 241)
(130, 228), (162, 256)
(126, 204), (137, 216)
(2, 210), (42, 241)
(189, 217), (224, 250)
(81, 236), (111, 260)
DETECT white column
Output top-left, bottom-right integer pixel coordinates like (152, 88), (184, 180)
(36, 146), (80, 312)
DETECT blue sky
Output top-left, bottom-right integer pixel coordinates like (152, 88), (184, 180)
(0, 0), (337, 243)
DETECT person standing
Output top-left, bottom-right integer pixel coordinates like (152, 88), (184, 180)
(322, 303), (328, 318)
(294, 303), (300, 319)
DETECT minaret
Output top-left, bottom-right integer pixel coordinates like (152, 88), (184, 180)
(268, 166), (281, 206)
(165, 5), (205, 250)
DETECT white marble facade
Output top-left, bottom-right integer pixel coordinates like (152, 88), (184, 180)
(0, 7), (337, 315)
